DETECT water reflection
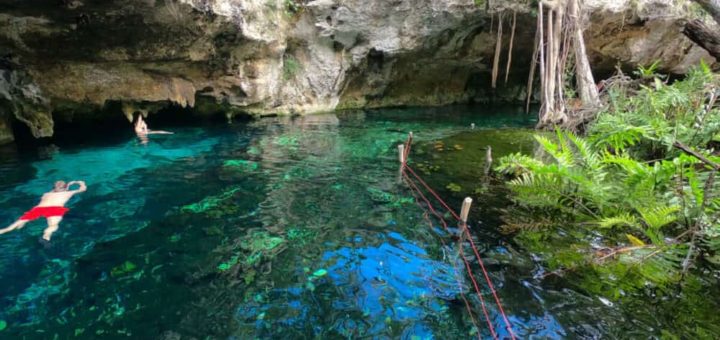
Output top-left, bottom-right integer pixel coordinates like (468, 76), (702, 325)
(0, 106), (667, 338)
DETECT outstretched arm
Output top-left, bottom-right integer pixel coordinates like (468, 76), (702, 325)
(147, 130), (174, 135)
(68, 181), (87, 193)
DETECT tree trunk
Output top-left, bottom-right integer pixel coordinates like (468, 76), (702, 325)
(683, 19), (720, 60)
(684, 0), (720, 60)
(692, 0), (720, 25)
(570, 0), (600, 107)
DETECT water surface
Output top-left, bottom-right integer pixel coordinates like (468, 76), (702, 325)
(0, 106), (713, 338)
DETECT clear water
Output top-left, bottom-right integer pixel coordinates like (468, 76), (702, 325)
(0, 106), (714, 338)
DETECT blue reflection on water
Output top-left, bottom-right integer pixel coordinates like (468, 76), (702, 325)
(237, 231), (466, 338)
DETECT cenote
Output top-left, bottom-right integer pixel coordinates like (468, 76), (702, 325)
(0, 105), (716, 339)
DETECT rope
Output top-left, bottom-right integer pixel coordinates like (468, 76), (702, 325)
(463, 225), (517, 339)
(403, 132), (413, 161)
(400, 134), (517, 340)
(404, 165), (462, 221)
(405, 179), (483, 339)
(403, 172), (497, 339)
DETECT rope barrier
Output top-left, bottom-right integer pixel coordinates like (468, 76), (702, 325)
(399, 133), (517, 340)
(405, 180), (484, 339)
(404, 165), (462, 221)
(403, 172), (497, 339)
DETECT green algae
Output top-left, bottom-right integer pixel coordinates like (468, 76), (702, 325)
(247, 232), (284, 253)
(218, 256), (240, 271)
(367, 187), (415, 207)
(181, 187), (242, 214)
(445, 183), (462, 192)
(110, 261), (137, 277)
(287, 227), (315, 242)
(273, 135), (299, 148)
(367, 187), (393, 203)
(312, 269), (328, 278)
(247, 146), (261, 156)
(218, 231), (286, 272)
(223, 159), (259, 172)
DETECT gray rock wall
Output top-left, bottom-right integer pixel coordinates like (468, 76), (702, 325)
(0, 0), (713, 143)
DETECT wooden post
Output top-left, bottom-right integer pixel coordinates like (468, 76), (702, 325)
(484, 146), (493, 176)
(398, 144), (405, 164)
(460, 197), (472, 223)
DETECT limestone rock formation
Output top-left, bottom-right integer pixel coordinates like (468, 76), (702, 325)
(0, 0), (713, 143)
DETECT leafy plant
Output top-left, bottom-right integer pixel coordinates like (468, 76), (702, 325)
(633, 60), (663, 79)
(284, 0), (304, 16)
(283, 54), (302, 80)
(497, 65), (720, 288)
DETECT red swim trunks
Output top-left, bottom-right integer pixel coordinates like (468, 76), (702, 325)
(19, 206), (69, 221)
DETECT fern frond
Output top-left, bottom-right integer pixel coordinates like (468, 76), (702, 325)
(596, 214), (639, 229)
(638, 205), (680, 231)
(567, 131), (600, 169)
(495, 153), (544, 176)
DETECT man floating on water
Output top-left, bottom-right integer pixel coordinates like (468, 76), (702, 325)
(0, 180), (86, 242)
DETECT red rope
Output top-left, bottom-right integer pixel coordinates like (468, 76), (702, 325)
(403, 133), (413, 161)
(463, 226), (517, 339)
(406, 181), (482, 339)
(400, 134), (517, 340)
(402, 172), (497, 339)
(404, 165), (462, 221)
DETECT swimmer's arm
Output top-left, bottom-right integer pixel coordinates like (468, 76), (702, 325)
(68, 181), (87, 193)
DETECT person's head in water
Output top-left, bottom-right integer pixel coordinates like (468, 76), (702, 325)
(53, 181), (67, 192)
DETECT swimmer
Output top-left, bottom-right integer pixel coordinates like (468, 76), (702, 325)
(134, 114), (173, 144)
(0, 180), (87, 242)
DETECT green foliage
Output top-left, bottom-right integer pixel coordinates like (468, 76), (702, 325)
(634, 60), (663, 79)
(591, 64), (720, 159)
(498, 66), (720, 289)
(283, 54), (302, 80)
(284, 0), (303, 17)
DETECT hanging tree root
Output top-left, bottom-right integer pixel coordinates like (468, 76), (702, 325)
(491, 12), (504, 90)
(534, 0), (600, 129)
(504, 11), (517, 85)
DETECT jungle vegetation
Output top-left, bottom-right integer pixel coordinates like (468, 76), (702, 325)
(497, 64), (720, 293)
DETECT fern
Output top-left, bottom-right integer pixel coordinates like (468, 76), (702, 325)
(497, 66), (720, 289)
(597, 214), (639, 229)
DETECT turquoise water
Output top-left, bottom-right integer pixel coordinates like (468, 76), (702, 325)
(0, 106), (701, 338)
